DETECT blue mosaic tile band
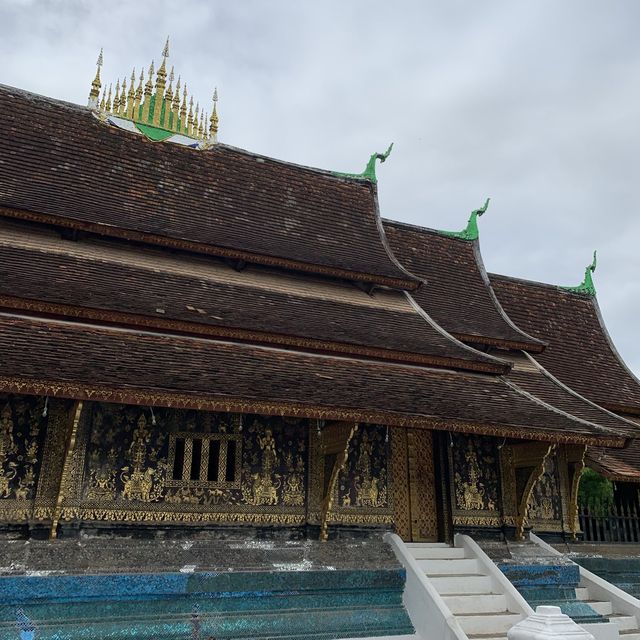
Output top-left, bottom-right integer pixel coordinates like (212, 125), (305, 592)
(0, 568), (413, 640)
(499, 563), (605, 625)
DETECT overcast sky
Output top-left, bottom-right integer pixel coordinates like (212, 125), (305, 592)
(2, 0), (639, 375)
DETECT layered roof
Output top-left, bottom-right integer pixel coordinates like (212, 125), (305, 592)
(382, 218), (639, 444)
(503, 352), (638, 439)
(491, 274), (640, 415)
(589, 428), (640, 482)
(0, 313), (627, 446)
(0, 82), (637, 449)
(0, 84), (418, 289)
(0, 219), (501, 372)
(383, 219), (544, 351)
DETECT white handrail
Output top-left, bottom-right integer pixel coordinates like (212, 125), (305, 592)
(454, 534), (534, 616)
(384, 533), (468, 640)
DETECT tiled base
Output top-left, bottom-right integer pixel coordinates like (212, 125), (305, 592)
(0, 568), (414, 640)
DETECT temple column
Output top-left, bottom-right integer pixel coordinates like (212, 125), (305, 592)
(559, 444), (587, 539)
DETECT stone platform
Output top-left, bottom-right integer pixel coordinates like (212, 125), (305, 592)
(0, 534), (413, 640)
(0, 535), (399, 576)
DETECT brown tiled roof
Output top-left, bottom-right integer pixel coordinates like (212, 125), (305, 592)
(0, 313), (627, 446)
(0, 220), (502, 372)
(588, 424), (640, 482)
(0, 84), (418, 289)
(491, 274), (640, 415)
(383, 220), (544, 351)
(504, 353), (639, 438)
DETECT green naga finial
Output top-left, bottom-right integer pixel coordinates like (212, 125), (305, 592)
(563, 251), (598, 296)
(333, 143), (394, 184)
(440, 198), (490, 241)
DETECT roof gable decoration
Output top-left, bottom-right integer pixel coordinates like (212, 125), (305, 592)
(87, 38), (219, 148)
(562, 251), (598, 297)
(333, 143), (394, 184)
(439, 198), (490, 241)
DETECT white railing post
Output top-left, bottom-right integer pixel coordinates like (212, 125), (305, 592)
(508, 605), (595, 640)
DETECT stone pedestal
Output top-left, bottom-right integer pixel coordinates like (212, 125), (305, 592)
(508, 605), (595, 640)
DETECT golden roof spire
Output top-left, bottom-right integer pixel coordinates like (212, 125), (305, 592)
(126, 68), (136, 118)
(120, 77), (128, 116)
(88, 48), (103, 108)
(113, 78), (121, 113)
(209, 88), (219, 140)
(142, 61), (154, 123)
(180, 83), (188, 135)
(161, 36), (170, 66)
(105, 83), (113, 112)
(188, 96), (194, 136)
(164, 66), (175, 130)
(172, 75), (181, 132)
(90, 42), (217, 143)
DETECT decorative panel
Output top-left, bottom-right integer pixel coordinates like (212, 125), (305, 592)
(0, 395), (49, 523)
(528, 454), (563, 531)
(61, 403), (310, 525)
(450, 433), (501, 528)
(308, 424), (393, 527)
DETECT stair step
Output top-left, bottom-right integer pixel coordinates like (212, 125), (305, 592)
(409, 547), (466, 560)
(430, 574), (493, 595)
(442, 594), (508, 615)
(620, 633), (640, 640)
(575, 587), (590, 600)
(418, 558), (480, 575)
(457, 612), (523, 635)
(610, 615), (639, 631)
(404, 543), (450, 548)
(584, 600), (614, 616)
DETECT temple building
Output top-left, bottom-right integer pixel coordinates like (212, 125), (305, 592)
(1, 42), (640, 550)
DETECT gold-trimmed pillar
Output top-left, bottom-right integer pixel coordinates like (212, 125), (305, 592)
(391, 428), (411, 540)
(560, 444), (587, 539)
(49, 401), (83, 540)
(407, 429), (438, 541)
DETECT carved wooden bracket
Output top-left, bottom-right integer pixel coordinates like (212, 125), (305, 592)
(564, 444), (587, 539)
(512, 442), (554, 540)
(319, 422), (358, 541)
(499, 441), (553, 540)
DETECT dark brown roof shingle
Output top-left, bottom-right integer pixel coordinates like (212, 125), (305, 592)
(491, 274), (640, 414)
(383, 220), (544, 350)
(0, 313), (627, 446)
(0, 84), (418, 289)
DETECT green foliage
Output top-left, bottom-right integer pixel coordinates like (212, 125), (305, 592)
(578, 467), (614, 514)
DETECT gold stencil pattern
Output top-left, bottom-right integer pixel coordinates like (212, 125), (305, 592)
(390, 429), (411, 540)
(407, 429), (437, 541)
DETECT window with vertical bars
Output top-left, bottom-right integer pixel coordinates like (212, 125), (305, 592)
(167, 433), (242, 488)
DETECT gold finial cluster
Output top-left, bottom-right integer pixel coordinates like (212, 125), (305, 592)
(88, 38), (219, 142)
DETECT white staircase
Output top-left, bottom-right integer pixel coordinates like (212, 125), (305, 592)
(575, 586), (640, 639)
(406, 542), (524, 640)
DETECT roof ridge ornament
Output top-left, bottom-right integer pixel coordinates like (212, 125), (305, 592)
(88, 48), (103, 108)
(440, 198), (490, 241)
(562, 251), (598, 296)
(87, 39), (219, 146)
(333, 143), (394, 184)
